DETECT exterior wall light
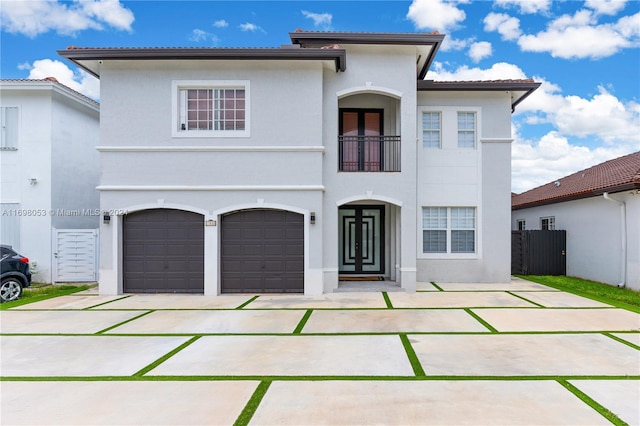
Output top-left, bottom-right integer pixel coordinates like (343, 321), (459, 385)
(103, 212), (111, 224)
(310, 212), (316, 224)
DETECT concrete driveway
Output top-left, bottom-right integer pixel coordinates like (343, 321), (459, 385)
(1, 277), (638, 425)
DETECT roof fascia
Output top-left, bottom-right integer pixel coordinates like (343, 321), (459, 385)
(418, 80), (541, 112)
(0, 80), (99, 110)
(512, 182), (640, 210)
(57, 47), (347, 78)
(289, 32), (444, 80)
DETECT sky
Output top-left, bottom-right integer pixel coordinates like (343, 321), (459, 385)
(1, 0), (639, 193)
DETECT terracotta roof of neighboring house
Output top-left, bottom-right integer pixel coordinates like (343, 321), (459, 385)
(418, 79), (540, 112)
(512, 151), (640, 210)
(0, 78), (99, 107)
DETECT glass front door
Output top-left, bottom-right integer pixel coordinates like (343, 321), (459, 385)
(338, 205), (385, 274)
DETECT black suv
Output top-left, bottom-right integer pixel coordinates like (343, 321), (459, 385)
(1, 245), (32, 302)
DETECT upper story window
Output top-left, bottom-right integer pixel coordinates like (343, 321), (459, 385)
(517, 219), (526, 230)
(172, 80), (250, 138)
(457, 112), (476, 148)
(541, 216), (555, 230)
(422, 111), (441, 148)
(1, 107), (18, 150)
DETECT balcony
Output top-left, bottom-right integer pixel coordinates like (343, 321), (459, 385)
(338, 135), (401, 172)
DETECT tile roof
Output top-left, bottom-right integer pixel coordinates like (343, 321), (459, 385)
(512, 151), (640, 210)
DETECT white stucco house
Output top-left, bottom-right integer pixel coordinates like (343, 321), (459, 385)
(0, 78), (100, 283)
(512, 152), (640, 290)
(59, 31), (539, 296)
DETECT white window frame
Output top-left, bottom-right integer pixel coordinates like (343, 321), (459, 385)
(517, 219), (526, 230)
(1, 106), (19, 150)
(457, 111), (476, 149)
(421, 206), (477, 258)
(171, 80), (250, 138)
(541, 216), (555, 230)
(421, 110), (441, 148)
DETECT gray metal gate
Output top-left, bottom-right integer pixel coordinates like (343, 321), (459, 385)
(511, 230), (566, 275)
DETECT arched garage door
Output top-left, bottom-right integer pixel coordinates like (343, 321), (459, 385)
(221, 209), (304, 293)
(123, 209), (204, 293)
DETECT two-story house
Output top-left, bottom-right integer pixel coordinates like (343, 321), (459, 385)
(59, 31), (539, 295)
(0, 78), (100, 283)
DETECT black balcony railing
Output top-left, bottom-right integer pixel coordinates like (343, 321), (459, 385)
(338, 135), (401, 172)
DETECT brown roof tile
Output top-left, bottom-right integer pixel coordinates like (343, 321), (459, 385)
(512, 151), (640, 210)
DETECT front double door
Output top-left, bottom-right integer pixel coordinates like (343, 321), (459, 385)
(339, 206), (385, 274)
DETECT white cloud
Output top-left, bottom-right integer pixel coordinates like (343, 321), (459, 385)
(427, 61), (529, 81)
(301, 10), (332, 29)
(468, 41), (492, 62)
(426, 62), (640, 193)
(483, 12), (522, 40)
(213, 19), (228, 28)
(239, 22), (264, 33)
(190, 29), (209, 42)
(22, 59), (100, 100)
(407, 0), (466, 33)
(0, 0), (134, 37)
(494, 0), (551, 14)
(511, 130), (634, 193)
(585, 0), (627, 16)
(516, 9), (639, 59)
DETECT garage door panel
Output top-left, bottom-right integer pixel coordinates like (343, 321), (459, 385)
(124, 209), (204, 293)
(221, 210), (303, 293)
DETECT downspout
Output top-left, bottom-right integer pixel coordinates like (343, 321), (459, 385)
(603, 192), (626, 288)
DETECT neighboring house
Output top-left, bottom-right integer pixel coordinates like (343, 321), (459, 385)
(59, 31), (539, 296)
(512, 152), (640, 290)
(0, 78), (100, 283)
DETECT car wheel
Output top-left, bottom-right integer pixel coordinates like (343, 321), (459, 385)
(0, 278), (23, 302)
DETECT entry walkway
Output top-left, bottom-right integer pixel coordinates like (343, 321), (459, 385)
(1, 277), (638, 425)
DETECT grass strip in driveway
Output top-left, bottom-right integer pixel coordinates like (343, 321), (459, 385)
(431, 281), (444, 291)
(94, 310), (155, 334)
(505, 291), (546, 308)
(602, 332), (640, 350)
(557, 379), (628, 426)
(463, 308), (498, 332)
(133, 336), (201, 377)
(236, 296), (259, 309)
(234, 380), (271, 426)
(382, 292), (393, 308)
(292, 309), (313, 334)
(399, 334), (425, 377)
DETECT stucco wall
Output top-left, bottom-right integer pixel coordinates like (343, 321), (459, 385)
(415, 91), (513, 283)
(512, 191), (640, 290)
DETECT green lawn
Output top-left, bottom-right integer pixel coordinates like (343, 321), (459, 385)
(0, 283), (94, 310)
(517, 275), (640, 313)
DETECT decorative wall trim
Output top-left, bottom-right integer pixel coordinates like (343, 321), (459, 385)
(480, 138), (514, 144)
(97, 185), (326, 191)
(96, 146), (325, 153)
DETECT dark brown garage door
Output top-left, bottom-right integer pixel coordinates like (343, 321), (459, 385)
(221, 209), (304, 293)
(123, 209), (204, 293)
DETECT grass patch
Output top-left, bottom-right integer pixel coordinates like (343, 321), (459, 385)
(430, 281), (444, 291)
(234, 380), (271, 426)
(132, 336), (201, 377)
(517, 275), (640, 313)
(0, 283), (93, 310)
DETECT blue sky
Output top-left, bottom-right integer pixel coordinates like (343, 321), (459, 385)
(1, 0), (638, 192)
